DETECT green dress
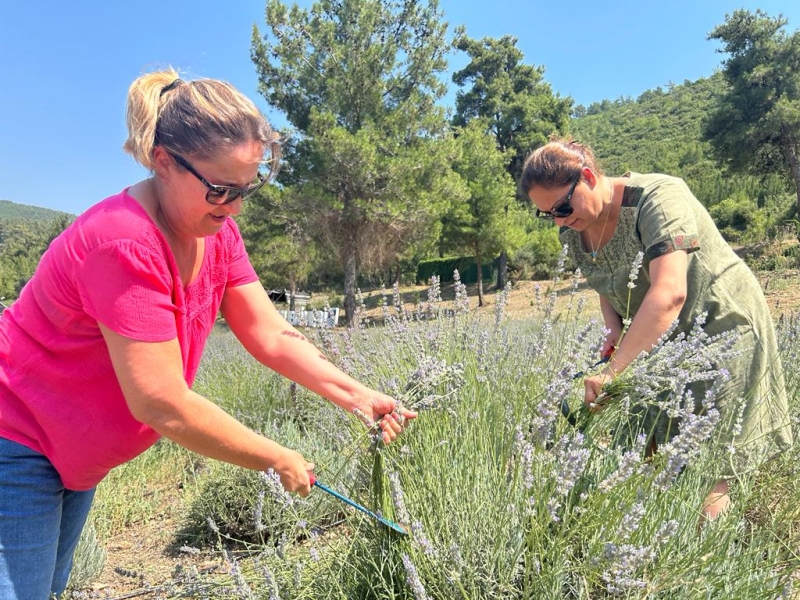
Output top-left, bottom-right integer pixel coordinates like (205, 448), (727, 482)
(561, 172), (792, 477)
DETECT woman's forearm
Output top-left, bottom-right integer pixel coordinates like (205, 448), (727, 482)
(606, 251), (688, 374)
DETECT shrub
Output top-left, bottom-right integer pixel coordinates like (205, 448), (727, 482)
(415, 256), (492, 284)
(509, 227), (562, 280)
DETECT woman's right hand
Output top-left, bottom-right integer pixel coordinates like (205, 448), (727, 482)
(601, 334), (619, 359)
(274, 448), (315, 497)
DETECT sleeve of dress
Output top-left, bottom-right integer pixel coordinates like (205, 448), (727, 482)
(224, 219), (259, 288)
(636, 177), (702, 261)
(75, 240), (178, 342)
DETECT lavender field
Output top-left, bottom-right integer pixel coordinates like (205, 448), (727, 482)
(74, 264), (800, 599)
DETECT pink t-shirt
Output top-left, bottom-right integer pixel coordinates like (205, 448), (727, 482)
(0, 190), (259, 490)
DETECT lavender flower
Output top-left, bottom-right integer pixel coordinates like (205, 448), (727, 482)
(402, 553), (430, 600)
(449, 542), (465, 574)
(252, 557), (281, 600)
(494, 282), (512, 325)
(253, 490), (266, 533)
(627, 251), (644, 288)
(388, 470), (411, 525)
(411, 521), (437, 558)
(225, 550), (254, 599)
(260, 468), (294, 508)
(552, 433), (590, 497)
(453, 270), (470, 314)
(514, 427), (535, 490)
(598, 435), (649, 492)
(401, 357), (465, 411)
(654, 408), (721, 491)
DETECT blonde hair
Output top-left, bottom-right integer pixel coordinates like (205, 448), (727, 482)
(123, 68), (281, 180)
(519, 137), (604, 195)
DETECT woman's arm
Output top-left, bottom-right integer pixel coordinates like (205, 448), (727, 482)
(220, 281), (416, 440)
(585, 250), (688, 407)
(100, 324), (315, 495)
(599, 295), (623, 357)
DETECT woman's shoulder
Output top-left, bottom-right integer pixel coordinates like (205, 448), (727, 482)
(623, 172), (692, 195)
(68, 189), (162, 252)
(620, 172), (695, 209)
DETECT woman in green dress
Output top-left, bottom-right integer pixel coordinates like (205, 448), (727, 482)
(520, 138), (793, 522)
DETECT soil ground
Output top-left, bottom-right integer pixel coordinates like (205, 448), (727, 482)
(78, 268), (800, 597)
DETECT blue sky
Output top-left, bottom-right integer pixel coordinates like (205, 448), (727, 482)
(1, 0), (799, 215)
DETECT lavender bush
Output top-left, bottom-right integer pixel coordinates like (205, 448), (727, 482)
(75, 260), (800, 598)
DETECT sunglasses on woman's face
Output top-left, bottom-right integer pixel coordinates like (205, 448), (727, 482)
(536, 175), (581, 220)
(170, 153), (268, 205)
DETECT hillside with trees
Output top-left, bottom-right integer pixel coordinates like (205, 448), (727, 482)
(0, 200), (74, 301)
(0, 199), (71, 221)
(570, 74), (795, 245)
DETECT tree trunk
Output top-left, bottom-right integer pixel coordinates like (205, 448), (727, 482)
(496, 250), (507, 290)
(288, 278), (297, 311)
(779, 124), (800, 234)
(393, 257), (402, 286)
(343, 244), (358, 327)
(476, 258), (485, 307)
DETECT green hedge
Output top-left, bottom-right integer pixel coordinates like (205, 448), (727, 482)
(416, 256), (493, 284)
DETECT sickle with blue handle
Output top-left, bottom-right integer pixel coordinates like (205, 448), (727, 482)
(309, 473), (408, 535)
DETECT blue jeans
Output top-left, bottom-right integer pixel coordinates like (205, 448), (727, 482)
(0, 437), (95, 599)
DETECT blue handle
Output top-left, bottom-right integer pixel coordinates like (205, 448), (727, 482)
(310, 476), (407, 535)
(313, 480), (383, 520)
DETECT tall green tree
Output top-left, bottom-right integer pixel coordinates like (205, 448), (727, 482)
(706, 9), (800, 214)
(445, 120), (524, 306)
(251, 0), (464, 325)
(238, 186), (318, 308)
(452, 34), (571, 287)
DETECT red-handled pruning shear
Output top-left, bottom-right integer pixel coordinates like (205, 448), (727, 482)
(308, 473), (408, 535)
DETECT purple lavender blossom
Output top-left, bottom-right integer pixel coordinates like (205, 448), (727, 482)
(260, 468), (294, 508)
(411, 521), (437, 558)
(552, 433), (590, 498)
(254, 557), (281, 600)
(388, 470), (411, 525)
(402, 553), (430, 600)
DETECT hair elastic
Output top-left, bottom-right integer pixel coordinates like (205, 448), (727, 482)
(160, 78), (183, 97)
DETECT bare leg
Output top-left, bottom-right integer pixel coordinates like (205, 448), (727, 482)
(700, 479), (730, 523)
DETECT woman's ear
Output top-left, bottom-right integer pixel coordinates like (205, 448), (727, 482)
(151, 146), (173, 178)
(581, 167), (599, 189)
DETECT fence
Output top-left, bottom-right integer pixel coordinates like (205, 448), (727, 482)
(278, 307), (340, 328)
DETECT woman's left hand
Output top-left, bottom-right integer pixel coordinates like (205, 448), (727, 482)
(583, 371), (614, 413)
(356, 390), (417, 444)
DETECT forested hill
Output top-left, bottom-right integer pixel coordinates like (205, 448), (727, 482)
(0, 199), (73, 222)
(0, 200), (75, 299)
(572, 74), (721, 203)
(572, 75), (723, 180)
(569, 74), (789, 213)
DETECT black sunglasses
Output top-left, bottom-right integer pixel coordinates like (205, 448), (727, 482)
(170, 153), (268, 205)
(536, 175), (581, 220)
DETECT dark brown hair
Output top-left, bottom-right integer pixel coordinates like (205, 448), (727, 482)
(519, 137), (604, 195)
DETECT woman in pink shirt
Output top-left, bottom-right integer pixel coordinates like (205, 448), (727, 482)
(0, 69), (415, 598)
